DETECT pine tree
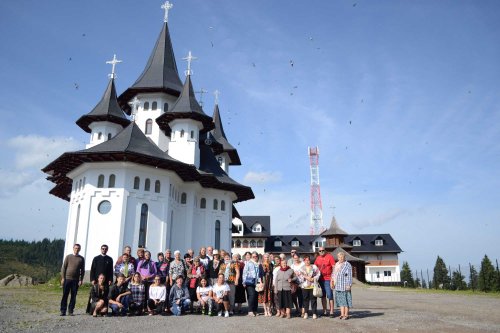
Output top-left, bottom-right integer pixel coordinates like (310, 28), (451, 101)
(400, 261), (415, 288)
(478, 255), (496, 292)
(451, 270), (467, 290)
(433, 256), (450, 289)
(422, 278), (427, 289)
(415, 277), (421, 288)
(469, 265), (478, 291)
(495, 259), (500, 292)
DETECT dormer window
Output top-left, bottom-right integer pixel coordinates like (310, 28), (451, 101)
(291, 240), (300, 247)
(375, 239), (384, 246)
(274, 240), (282, 247)
(252, 223), (262, 233)
(237, 224), (242, 232)
(353, 239), (361, 247)
(218, 157), (223, 166)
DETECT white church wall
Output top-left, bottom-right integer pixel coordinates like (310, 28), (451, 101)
(87, 121), (124, 149)
(168, 119), (202, 167)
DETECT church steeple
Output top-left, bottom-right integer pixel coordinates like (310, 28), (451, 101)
(118, 3), (182, 113)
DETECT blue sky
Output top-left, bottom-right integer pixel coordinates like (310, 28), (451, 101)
(0, 1), (499, 276)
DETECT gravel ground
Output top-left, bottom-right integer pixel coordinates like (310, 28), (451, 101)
(1, 285), (499, 333)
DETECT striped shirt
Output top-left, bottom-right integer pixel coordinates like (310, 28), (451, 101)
(332, 261), (352, 291)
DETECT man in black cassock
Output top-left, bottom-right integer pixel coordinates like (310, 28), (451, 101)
(90, 244), (114, 285)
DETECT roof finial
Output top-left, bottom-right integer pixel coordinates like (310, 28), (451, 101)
(214, 89), (220, 105)
(196, 88), (208, 107)
(182, 51), (197, 76)
(161, 1), (174, 23)
(106, 54), (122, 79)
(128, 96), (141, 122)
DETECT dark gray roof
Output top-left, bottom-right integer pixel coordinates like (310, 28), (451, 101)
(42, 122), (254, 203)
(345, 234), (403, 253)
(211, 104), (241, 165)
(119, 22), (183, 113)
(156, 75), (214, 136)
(76, 79), (130, 133)
(332, 247), (365, 262)
(321, 216), (348, 236)
(265, 235), (317, 254)
(236, 216), (272, 237)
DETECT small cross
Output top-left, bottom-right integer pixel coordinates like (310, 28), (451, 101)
(214, 89), (220, 105)
(182, 51), (197, 76)
(196, 88), (208, 107)
(128, 96), (141, 121)
(161, 1), (174, 23)
(106, 54), (122, 79)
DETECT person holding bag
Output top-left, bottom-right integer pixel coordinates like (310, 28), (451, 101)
(300, 255), (321, 319)
(242, 251), (263, 316)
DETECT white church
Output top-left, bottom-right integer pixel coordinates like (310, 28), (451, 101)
(43, 2), (254, 270)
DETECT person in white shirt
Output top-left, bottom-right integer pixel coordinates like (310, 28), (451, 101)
(196, 277), (214, 315)
(212, 273), (230, 317)
(147, 275), (166, 315)
(290, 253), (305, 317)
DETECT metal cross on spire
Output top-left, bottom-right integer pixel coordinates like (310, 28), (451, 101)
(182, 51), (197, 76)
(128, 96), (141, 121)
(214, 89), (220, 105)
(196, 88), (208, 107)
(106, 54), (122, 79)
(161, 1), (174, 23)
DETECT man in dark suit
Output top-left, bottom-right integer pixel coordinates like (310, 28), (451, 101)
(90, 244), (114, 285)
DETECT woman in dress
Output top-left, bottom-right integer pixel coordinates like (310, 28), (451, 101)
(219, 252), (240, 314)
(169, 250), (187, 287)
(331, 252), (353, 320)
(274, 258), (296, 319)
(257, 253), (273, 316)
(242, 251), (263, 316)
(300, 255), (321, 319)
(128, 272), (145, 316)
(89, 273), (109, 317)
(234, 253), (246, 314)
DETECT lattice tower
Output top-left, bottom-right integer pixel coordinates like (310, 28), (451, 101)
(308, 146), (325, 235)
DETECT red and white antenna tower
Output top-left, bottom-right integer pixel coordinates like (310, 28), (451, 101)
(308, 146), (325, 235)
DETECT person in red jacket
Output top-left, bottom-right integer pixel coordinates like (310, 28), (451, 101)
(314, 247), (336, 318)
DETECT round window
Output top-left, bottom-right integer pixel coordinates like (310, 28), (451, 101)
(98, 200), (111, 214)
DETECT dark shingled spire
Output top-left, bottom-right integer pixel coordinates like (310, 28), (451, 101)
(118, 22), (183, 113)
(322, 216), (349, 236)
(156, 75), (214, 136)
(76, 78), (130, 133)
(211, 104), (241, 165)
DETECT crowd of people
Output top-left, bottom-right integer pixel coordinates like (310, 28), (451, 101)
(59, 244), (353, 319)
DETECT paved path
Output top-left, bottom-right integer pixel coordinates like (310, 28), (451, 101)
(1, 285), (499, 332)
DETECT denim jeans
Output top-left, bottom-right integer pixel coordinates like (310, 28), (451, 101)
(319, 279), (334, 300)
(60, 279), (79, 314)
(171, 299), (191, 316)
(110, 295), (130, 315)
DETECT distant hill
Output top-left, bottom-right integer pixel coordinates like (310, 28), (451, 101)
(0, 238), (64, 282)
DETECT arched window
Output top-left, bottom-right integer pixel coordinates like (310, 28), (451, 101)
(169, 184), (172, 197)
(180, 129), (185, 138)
(221, 200), (226, 211)
(107, 133), (112, 140)
(73, 204), (81, 245)
(138, 204), (148, 247)
(152, 101), (157, 110)
(98, 132), (102, 140)
(83, 177), (86, 188)
(164, 102), (168, 111)
(213, 199), (218, 210)
(97, 174), (105, 188)
(108, 174), (115, 188)
(200, 198), (206, 209)
(218, 156), (223, 166)
(144, 178), (151, 191)
(181, 193), (187, 204)
(133, 176), (140, 190)
(145, 119), (153, 134)
(78, 179), (82, 191)
(190, 130), (194, 139)
(252, 223), (262, 233)
(215, 220), (221, 250)
(242, 240), (249, 248)
(144, 102), (149, 110)
(155, 180), (161, 193)
(250, 240), (256, 248)
(257, 240), (264, 248)
(236, 240), (241, 248)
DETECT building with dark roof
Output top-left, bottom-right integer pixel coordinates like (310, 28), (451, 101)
(43, 4), (253, 271)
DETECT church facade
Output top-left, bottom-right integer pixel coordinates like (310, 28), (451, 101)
(43, 5), (254, 270)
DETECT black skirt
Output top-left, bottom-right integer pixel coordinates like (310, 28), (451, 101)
(277, 290), (293, 309)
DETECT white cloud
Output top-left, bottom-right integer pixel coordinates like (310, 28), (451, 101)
(0, 170), (38, 198)
(243, 171), (282, 184)
(7, 135), (81, 170)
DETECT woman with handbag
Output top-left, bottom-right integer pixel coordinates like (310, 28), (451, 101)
(242, 251), (263, 316)
(257, 253), (274, 316)
(300, 255), (321, 319)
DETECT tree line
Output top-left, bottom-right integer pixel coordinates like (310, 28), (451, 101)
(401, 255), (500, 292)
(0, 238), (65, 282)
